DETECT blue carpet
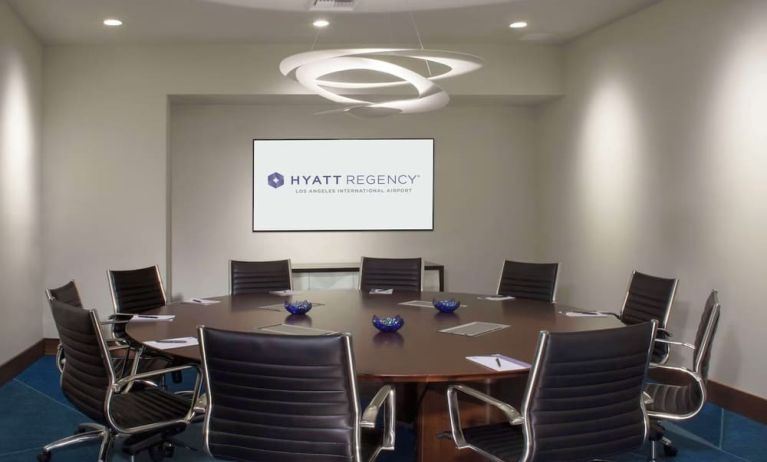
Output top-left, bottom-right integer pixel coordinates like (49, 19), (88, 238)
(0, 357), (764, 461)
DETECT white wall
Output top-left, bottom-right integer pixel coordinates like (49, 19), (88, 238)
(170, 104), (540, 299)
(42, 42), (562, 336)
(536, 0), (767, 397)
(0, 0), (42, 363)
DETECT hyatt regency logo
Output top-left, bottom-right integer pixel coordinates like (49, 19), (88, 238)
(267, 172), (285, 189)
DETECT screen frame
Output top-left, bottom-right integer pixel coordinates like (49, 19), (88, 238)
(252, 138), (436, 233)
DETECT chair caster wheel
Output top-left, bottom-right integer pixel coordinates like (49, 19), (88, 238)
(37, 451), (51, 462)
(663, 444), (678, 457)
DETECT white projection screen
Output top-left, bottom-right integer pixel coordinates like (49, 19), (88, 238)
(252, 139), (434, 232)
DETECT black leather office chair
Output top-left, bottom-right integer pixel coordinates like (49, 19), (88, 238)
(108, 265), (167, 315)
(198, 327), (396, 462)
(47, 281), (85, 372)
(40, 299), (202, 462)
(359, 257), (422, 292)
(230, 259), (292, 295)
(645, 290), (721, 461)
(447, 321), (657, 462)
(497, 260), (559, 302)
(47, 280), (83, 308)
(620, 271), (678, 364)
(107, 265), (180, 380)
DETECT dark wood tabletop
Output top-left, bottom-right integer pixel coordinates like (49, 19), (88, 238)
(125, 290), (623, 383)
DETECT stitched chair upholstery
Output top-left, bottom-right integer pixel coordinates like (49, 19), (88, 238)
(497, 260), (559, 303)
(199, 327), (396, 462)
(359, 257), (422, 292)
(230, 259), (292, 295)
(448, 322), (657, 462)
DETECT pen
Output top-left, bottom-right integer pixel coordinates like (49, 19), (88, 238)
(155, 339), (186, 344)
(496, 357), (502, 367)
(136, 315), (159, 319)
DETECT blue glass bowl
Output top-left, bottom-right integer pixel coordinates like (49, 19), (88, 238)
(284, 300), (312, 315)
(433, 298), (462, 313)
(372, 315), (404, 333)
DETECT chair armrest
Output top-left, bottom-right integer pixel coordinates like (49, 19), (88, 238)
(447, 385), (523, 449)
(643, 391), (654, 406)
(654, 338), (695, 350)
(114, 364), (199, 390)
(107, 364), (204, 435)
(360, 385), (396, 451)
(647, 364), (706, 420)
(656, 327), (672, 338)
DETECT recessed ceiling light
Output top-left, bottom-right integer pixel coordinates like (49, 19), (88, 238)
(103, 18), (123, 27)
(509, 21), (528, 29)
(313, 19), (330, 28)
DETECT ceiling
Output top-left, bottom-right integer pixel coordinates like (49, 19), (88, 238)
(9, 0), (660, 46)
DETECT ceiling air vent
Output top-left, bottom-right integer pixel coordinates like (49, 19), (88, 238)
(311, 0), (357, 11)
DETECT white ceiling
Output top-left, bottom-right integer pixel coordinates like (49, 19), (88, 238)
(9, 0), (660, 46)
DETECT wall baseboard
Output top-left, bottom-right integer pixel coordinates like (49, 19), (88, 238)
(0, 340), (45, 386)
(43, 338), (59, 356)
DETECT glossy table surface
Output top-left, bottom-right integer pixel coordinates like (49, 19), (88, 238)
(125, 290), (623, 383)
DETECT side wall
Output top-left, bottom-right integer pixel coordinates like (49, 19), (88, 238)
(0, 0), (43, 364)
(536, 0), (767, 397)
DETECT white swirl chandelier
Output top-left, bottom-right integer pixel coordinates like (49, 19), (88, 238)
(279, 48), (483, 117)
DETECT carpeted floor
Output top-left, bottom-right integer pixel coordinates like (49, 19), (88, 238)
(1, 356), (764, 461)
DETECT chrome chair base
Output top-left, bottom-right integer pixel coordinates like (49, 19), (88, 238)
(38, 423), (111, 462)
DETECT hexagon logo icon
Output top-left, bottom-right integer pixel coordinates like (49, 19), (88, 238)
(267, 172), (285, 189)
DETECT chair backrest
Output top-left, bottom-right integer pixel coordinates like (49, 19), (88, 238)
(693, 290), (721, 379)
(47, 280), (83, 308)
(497, 260), (559, 302)
(230, 259), (292, 295)
(199, 327), (361, 462)
(620, 271), (677, 363)
(620, 271), (677, 326)
(521, 321), (656, 462)
(359, 257), (422, 292)
(108, 265), (167, 314)
(48, 299), (112, 424)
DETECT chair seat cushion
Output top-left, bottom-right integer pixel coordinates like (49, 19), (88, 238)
(111, 388), (191, 429)
(462, 423), (525, 462)
(646, 383), (701, 416)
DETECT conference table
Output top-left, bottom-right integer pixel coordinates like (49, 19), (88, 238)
(126, 290), (623, 462)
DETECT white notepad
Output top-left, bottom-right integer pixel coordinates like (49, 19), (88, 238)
(398, 300), (434, 308)
(259, 324), (336, 336)
(477, 295), (515, 301)
(144, 337), (198, 350)
(369, 288), (394, 295)
(467, 354), (531, 372)
(270, 290), (302, 296)
(439, 321), (510, 337)
(561, 310), (611, 318)
(184, 298), (220, 305)
(128, 314), (175, 323)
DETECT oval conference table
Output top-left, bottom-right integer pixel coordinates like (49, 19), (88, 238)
(126, 290), (623, 462)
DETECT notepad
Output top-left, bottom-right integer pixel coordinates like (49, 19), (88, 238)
(144, 337), (198, 350)
(369, 288), (394, 295)
(477, 295), (515, 301)
(561, 310), (611, 318)
(439, 321), (510, 337)
(185, 298), (220, 305)
(259, 324), (336, 336)
(270, 290), (302, 296)
(128, 314), (175, 323)
(467, 354), (530, 372)
(398, 300), (434, 308)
